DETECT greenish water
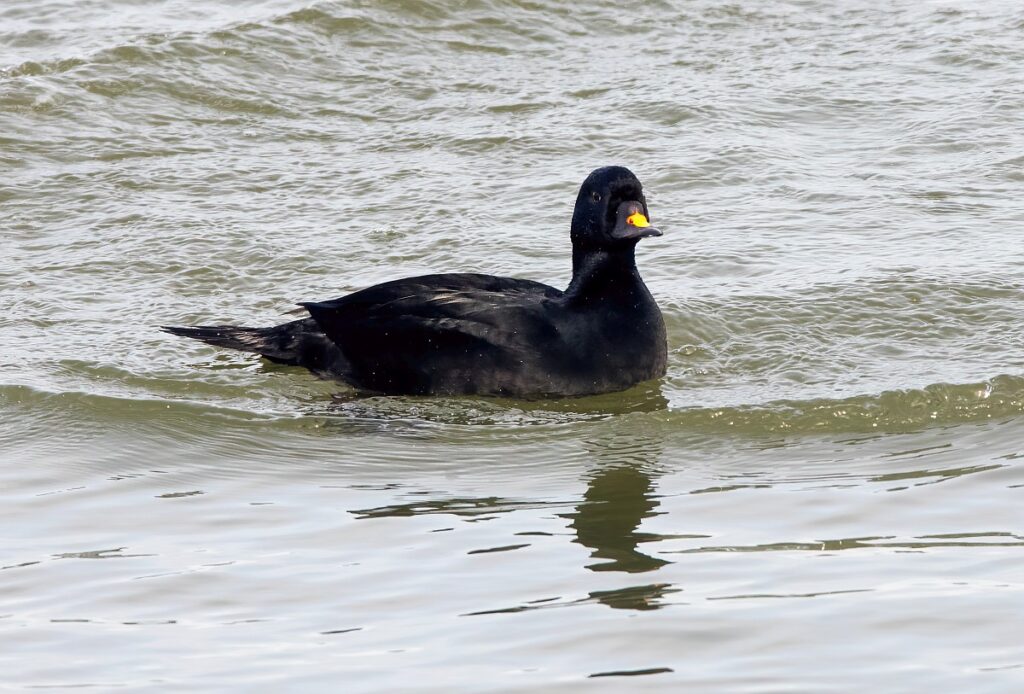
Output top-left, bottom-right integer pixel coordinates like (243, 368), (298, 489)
(2, 0), (1023, 690)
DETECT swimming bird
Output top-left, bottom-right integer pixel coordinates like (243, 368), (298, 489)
(163, 166), (667, 397)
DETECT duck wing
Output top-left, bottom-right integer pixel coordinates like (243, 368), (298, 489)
(300, 273), (565, 394)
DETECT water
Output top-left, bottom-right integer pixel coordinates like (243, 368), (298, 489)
(2, 0), (1023, 689)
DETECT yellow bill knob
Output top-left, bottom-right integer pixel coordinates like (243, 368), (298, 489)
(626, 212), (650, 228)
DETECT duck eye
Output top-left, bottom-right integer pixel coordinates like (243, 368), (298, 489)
(590, 191), (601, 203)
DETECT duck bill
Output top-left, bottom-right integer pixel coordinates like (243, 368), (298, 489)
(611, 224), (662, 241)
(611, 206), (662, 241)
(611, 214), (663, 241)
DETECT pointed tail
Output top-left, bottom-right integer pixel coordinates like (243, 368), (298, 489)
(161, 323), (304, 365)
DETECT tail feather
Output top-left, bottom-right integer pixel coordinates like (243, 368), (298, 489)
(162, 323), (301, 364)
(163, 317), (348, 375)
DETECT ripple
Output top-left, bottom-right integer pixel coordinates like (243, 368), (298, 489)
(3, 0), (1024, 690)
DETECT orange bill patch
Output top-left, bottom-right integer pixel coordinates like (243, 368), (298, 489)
(626, 212), (650, 228)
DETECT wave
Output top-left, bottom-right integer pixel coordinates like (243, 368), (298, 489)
(0, 0), (561, 79)
(3, 372), (1023, 437)
(658, 374), (1024, 434)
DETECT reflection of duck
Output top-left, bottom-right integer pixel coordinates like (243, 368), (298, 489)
(347, 427), (676, 613)
(562, 431), (677, 610)
(164, 166), (666, 397)
(567, 464), (669, 574)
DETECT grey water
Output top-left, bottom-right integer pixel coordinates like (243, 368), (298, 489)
(2, 0), (1023, 690)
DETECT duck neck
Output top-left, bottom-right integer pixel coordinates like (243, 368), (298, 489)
(565, 244), (644, 302)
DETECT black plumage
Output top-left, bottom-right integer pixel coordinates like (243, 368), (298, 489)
(164, 166), (667, 397)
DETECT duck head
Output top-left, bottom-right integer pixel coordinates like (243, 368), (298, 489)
(570, 166), (662, 251)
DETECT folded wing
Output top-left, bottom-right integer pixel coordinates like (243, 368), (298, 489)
(301, 273), (564, 394)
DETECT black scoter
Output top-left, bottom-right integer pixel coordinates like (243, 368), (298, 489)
(164, 166), (667, 397)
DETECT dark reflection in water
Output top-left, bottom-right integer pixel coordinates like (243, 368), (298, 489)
(589, 666), (675, 679)
(870, 462), (1004, 489)
(350, 496), (568, 521)
(563, 464), (668, 574)
(587, 583), (678, 611)
(348, 414), (679, 612)
(463, 582), (682, 617)
(561, 432), (676, 610)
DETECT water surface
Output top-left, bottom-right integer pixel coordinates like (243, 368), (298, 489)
(2, 0), (1023, 690)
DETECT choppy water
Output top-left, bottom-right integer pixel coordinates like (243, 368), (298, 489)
(3, 0), (1023, 690)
